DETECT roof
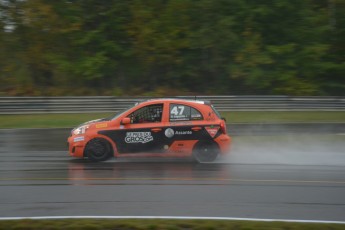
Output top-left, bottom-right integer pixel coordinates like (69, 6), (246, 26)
(139, 98), (210, 105)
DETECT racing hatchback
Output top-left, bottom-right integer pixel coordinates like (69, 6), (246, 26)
(67, 98), (231, 163)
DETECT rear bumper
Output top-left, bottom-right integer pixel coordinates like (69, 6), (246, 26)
(215, 134), (232, 155)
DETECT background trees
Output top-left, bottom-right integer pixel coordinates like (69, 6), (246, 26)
(0, 0), (344, 96)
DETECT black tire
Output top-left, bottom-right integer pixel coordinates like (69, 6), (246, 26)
(84, 138), (112, 162)
(193, 141), (219, 163)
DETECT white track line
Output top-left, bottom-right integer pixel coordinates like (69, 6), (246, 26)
(0, 216), (344, 224)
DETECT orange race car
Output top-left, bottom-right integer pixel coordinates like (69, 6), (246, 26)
(67, 98), (231, 163)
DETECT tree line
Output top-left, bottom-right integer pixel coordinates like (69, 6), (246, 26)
(0, 0), (344, 96)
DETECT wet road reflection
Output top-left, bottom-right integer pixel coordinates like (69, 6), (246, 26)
(1, 152), (345, 186)
(1, 151), (345, 221)
(67, 160), (232, 186)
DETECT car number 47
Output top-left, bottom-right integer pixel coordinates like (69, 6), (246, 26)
(171, 106), (184, 116)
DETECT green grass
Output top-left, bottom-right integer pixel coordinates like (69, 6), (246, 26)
(0, 111), (344, 129)
(0, 113), (112, 129)
(222, 111), (345, 123)
(0, 219), (344, 230)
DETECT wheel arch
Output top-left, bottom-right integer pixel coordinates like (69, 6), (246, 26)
(193, 139), (220, 150)
(192, 139), (220, 163)
(83, 135), (117, 158)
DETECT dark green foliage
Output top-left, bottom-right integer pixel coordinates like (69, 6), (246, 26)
(0, 0), (344, 96)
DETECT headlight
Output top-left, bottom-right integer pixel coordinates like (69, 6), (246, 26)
(72, 125), (89, 135)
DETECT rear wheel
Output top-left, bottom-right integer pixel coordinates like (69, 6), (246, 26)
(193, 141), (219, 163)
(84, 138), (112, 162)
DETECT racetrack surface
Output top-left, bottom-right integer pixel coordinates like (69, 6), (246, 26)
(1, 147), (345, 221)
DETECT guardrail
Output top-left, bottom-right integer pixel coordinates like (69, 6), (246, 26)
(0, 96), (344, 114)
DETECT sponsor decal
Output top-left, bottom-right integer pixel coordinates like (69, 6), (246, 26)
(169, 121), (193, 126)
(205, 126), (219, 138)
(165, 128), (193, 137)
(165, 128), (175, 138)
(73, 136), (85, 142)
(170, 105), (190, 121)
(175, 130), (192, 135)
(96, 123), (108, 129)
(125, 132), (153, 144)
(191, 114), (202, 120)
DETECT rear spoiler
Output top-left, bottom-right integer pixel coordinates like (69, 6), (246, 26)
(204, 100), (211, 105)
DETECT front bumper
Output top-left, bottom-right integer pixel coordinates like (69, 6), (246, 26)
(68, 135), (87, 158)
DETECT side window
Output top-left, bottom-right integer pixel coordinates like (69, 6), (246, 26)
(170, 104), (203, 121)
(191, 108), (203, 120)
(128, 104), (163, 124)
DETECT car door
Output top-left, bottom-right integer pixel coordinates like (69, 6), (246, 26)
(166, 103), (210, 142)
(113, 103), (167, 154)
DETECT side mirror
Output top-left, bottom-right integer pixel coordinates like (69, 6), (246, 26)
(121, 117), (131, 125)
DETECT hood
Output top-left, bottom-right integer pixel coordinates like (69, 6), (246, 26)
(82, 117), (109, 126)
(72, 117), (110, 132)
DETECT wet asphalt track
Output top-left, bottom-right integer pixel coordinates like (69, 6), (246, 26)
(1, 150), (345, 221)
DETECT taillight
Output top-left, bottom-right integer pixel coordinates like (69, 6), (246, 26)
(220, 121), (227, 134)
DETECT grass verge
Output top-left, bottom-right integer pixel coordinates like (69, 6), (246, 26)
(223, 111), (345, 123)
(0, 111), (345, 129)
(0, 219), (344, 230)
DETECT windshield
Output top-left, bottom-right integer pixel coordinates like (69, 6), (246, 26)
(110, 103), (137, 120)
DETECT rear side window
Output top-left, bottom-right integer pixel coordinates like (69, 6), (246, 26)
(170, 104), (203, 121)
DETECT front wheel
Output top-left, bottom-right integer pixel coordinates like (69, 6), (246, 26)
(193, 141), (219, 163)
(84, 138), (112, 162)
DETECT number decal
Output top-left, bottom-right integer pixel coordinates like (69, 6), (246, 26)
(171, 106), (185, 116)
(170, 106), (178, 116)
(178, 106), (185, 115)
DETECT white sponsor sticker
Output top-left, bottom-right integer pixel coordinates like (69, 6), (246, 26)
(73, 136), (85, 142)
(165, 128), (175, 138)
(125, 132), (153, 144)
(175, 131), (192, 135)
(205, 126), (219, 138)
